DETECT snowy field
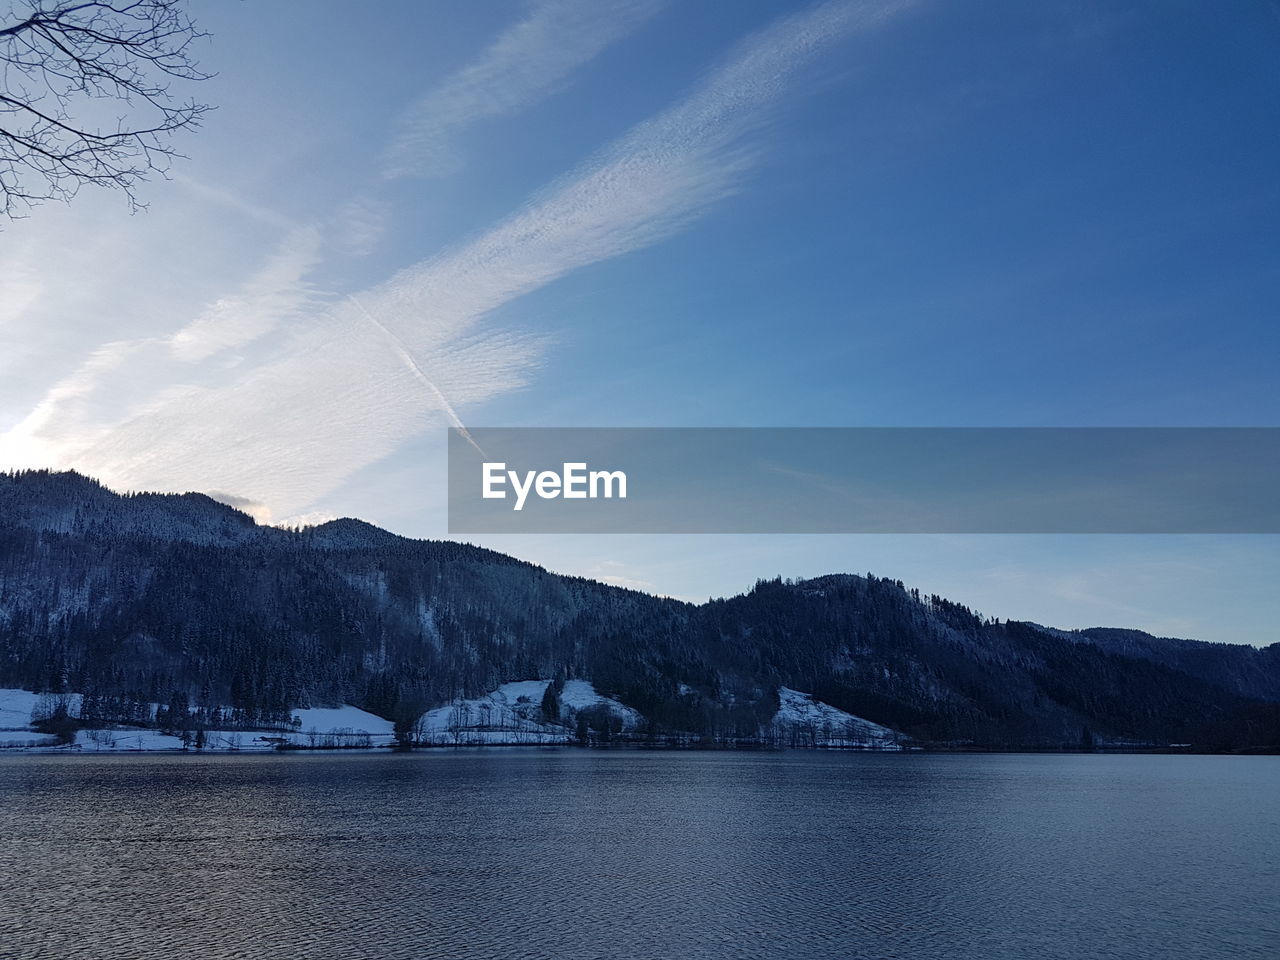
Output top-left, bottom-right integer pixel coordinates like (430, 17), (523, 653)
(0, 688), (396, 752)
(415, 679), (640, 746)
(768, 687), (904, 749)
(0, 682), (633, 752)
(1, 683), (905, 751)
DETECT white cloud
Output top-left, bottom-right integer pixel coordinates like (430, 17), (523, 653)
(372, 0), (915, 363)
(598, 574), (657, 591)
(169, 226), (322, 363)
(0, 259), (44, 383)
(1, 225), (325, 465)
(382, 0), (665, 179)
(2, 0), (914, 518)
(332, 196), (391, 258)
(275, 510), (339, 529)
(170, 171), (298, 232)
(0, 259), (43, 331)
(205, 490), (273, 524)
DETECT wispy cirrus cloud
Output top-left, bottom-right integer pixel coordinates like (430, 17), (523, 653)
(1, 0), (914, 518)
(170, 171), (298, 232)
(1, 226), (326, 480)
(372, 0), (916, 359)
(382, 0), (665, 179)
(169, 226), (322, 363)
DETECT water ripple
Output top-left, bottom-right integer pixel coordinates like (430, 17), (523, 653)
(1, 752), (1277, 959)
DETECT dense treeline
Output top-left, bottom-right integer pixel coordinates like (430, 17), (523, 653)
(1, 470), (1277, 749)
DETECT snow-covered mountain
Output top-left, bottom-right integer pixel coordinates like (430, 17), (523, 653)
(2, 469), (1277, 751)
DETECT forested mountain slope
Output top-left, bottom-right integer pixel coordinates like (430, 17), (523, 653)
(1064, 626), (1280, 701)
(2, 470), (1276, 749)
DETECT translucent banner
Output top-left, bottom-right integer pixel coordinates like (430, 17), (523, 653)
(447, 427), (1280, 534)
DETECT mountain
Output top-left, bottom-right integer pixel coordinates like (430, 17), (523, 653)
(1060, 626), (1280, 701)
(1, 469), (1277, 750)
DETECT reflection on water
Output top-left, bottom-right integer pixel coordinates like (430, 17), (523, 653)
(1, 751), (1277, 959)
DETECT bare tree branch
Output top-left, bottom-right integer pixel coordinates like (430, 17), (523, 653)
(0, 0), (211, 219)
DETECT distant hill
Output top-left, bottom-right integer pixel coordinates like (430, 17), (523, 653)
(1024, 625), (1279, 702)
(1, 469), (1276, 750)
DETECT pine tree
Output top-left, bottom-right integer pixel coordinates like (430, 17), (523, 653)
(540, 682), (561, 722)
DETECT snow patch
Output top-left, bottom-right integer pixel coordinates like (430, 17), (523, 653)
(290, 704), (395, 736)
(0, 689), (397, 752)
(0, 688), (42, 729)
(768, 687), (904, 749)
(414, 679), (639, 745)
(76, 729), (186, 751)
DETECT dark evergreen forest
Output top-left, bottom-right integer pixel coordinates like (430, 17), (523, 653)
(2, 470), (1277, 749)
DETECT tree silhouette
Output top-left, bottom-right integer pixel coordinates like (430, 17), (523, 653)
(540, 681), (560, 722)
(0, 0), (210, 218)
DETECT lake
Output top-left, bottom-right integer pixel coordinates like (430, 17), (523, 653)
(0, 751), (1276, 959)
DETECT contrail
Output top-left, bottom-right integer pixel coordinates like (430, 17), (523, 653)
(347, 295), (488, 458)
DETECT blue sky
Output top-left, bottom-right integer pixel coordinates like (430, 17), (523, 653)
(1, 1), (1277, 643)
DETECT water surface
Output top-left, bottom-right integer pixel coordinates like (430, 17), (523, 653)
(1, 751), (1276, 959)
